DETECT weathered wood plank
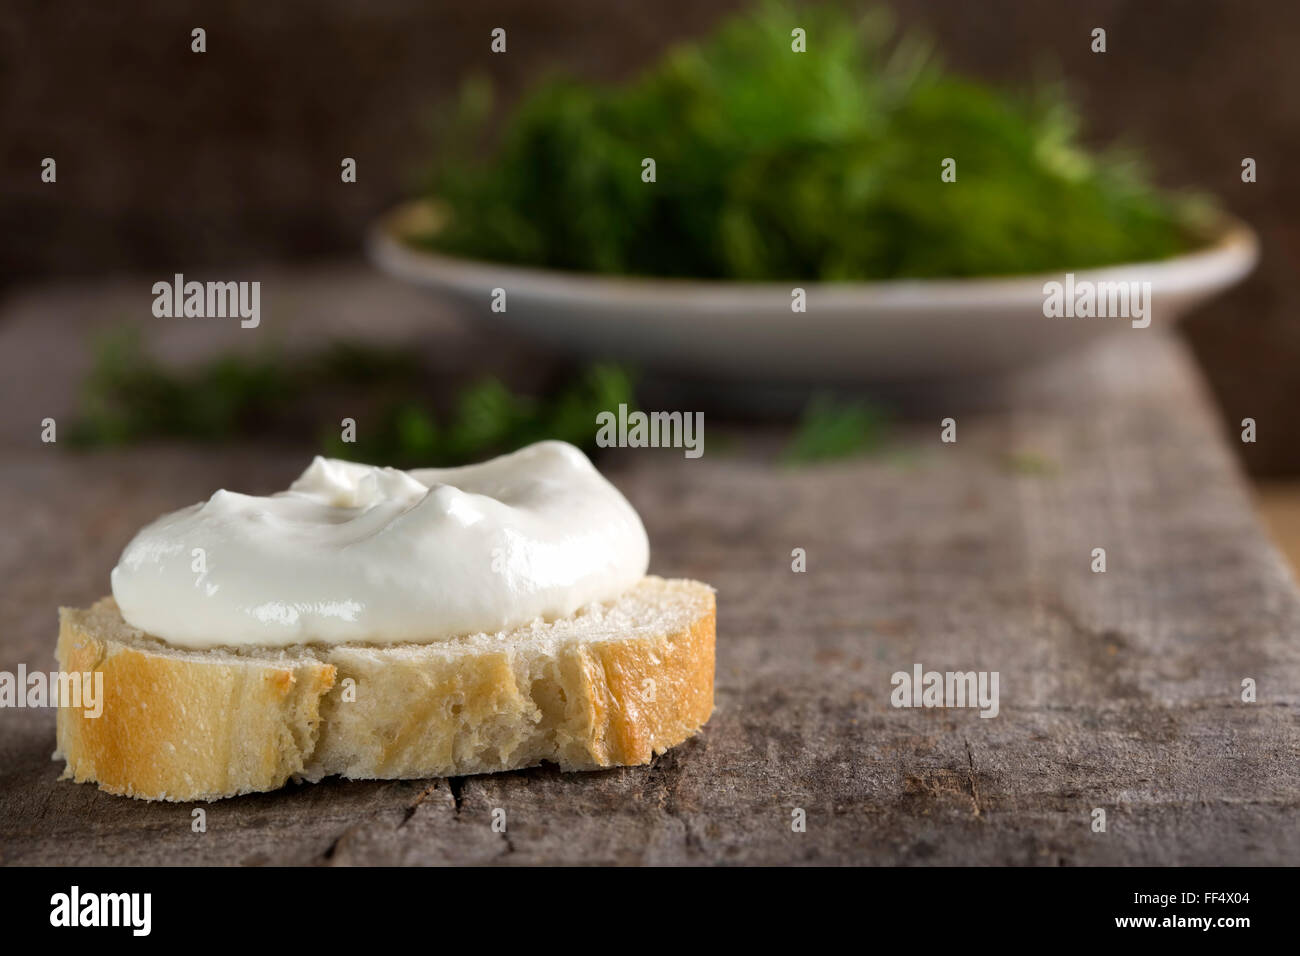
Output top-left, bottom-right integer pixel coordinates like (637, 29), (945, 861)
(0, 278), (1296, 864)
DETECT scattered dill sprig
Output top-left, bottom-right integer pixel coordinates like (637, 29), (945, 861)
(67, 329), (636, 467)
(783, 394), (889, 463)
(321, 364), (636, 468)
(1002, 450), (1060, 476)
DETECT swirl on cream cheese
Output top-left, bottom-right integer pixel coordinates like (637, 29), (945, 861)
(110, 441), (650, 649)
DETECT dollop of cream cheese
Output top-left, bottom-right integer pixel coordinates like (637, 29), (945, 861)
(110, 441), (650, 649)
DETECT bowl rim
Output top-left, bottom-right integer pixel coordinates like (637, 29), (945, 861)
(368, 199), (1259, 309)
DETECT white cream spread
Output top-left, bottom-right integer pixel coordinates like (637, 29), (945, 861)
(110, 441), (649, 649)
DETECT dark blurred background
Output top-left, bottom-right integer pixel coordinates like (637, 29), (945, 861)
(2, 0), (1297, 474)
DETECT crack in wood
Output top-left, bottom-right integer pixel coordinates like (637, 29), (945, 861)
(321, 823), (362, 863)
(965, 738), (983, 818)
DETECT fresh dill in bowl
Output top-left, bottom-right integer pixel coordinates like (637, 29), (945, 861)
(420, 1), (1210, 280)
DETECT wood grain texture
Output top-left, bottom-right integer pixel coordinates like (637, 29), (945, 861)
(0, 274), (1297, 865)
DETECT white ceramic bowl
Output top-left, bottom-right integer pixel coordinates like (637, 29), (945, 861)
(368, 200), (1258, 383)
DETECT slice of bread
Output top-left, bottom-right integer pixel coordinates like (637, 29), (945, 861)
(55, 576), (715, 802)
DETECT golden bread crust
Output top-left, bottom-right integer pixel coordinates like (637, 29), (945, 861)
(54, 577), (716, 801)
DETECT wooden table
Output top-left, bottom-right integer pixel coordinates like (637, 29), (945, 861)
(1, 267), (1297, 865)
